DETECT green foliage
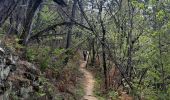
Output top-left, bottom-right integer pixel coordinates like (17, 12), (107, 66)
(1, 0), (170, 99)
(26, 43), (75, 70)
(41, 5), (57, 22)
(26, 47), (37, 61)
(26, 45), (52, 70)
(149, 0), (157, 4)
(156, 10), (165, 21)
(108, 90), (118, 99)
(35, 76), (57, 98)
(103, 0), (170, 99)
(132, 0), (145, 10)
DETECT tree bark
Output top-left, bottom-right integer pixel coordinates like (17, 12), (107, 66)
(19, 0), (42, 45)
(65, 0), (77, 49)
(126, 0), (134, 80)
(91, 38), (96, 66)
(99, 1), (108, 90)
(0, 0), (20, 27)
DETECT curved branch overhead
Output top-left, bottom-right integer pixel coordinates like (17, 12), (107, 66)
(53, 0), (67, 7)
(29, 21), (92, 41)
(0, 0), (170, 99)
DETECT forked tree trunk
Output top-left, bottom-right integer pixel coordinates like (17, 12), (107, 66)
(20, 0), (42, 45)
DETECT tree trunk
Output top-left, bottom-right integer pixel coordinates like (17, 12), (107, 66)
(65, 0), (77, 49)
(64, 0), (77, 64)
(99, 1), (107, 90)
(0, 0), (20, 27)
(126, 0), (133, 80)
(91, 38), (96, 66)
(20, 0), (42, 45)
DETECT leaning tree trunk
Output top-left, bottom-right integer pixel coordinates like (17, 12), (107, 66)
(20, 0), (42, 45)
(0, 0), (20, 27)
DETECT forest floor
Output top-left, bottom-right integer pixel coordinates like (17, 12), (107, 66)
(79, 60), (98, 100)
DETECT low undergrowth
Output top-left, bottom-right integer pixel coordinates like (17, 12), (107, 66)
(27, 44), (85, 100)
(0, 36), (84, 100)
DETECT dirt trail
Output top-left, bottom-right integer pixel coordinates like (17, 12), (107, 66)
(79, 60), (97, 100)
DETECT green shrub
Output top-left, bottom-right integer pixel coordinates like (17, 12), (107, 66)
(26, 45), (68, 70)
(26, 45), (51, 70)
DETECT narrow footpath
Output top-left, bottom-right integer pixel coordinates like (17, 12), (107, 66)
(79, 60), (97, 100)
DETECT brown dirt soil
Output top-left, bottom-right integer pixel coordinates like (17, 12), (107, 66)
(79, 60), (97, 100)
